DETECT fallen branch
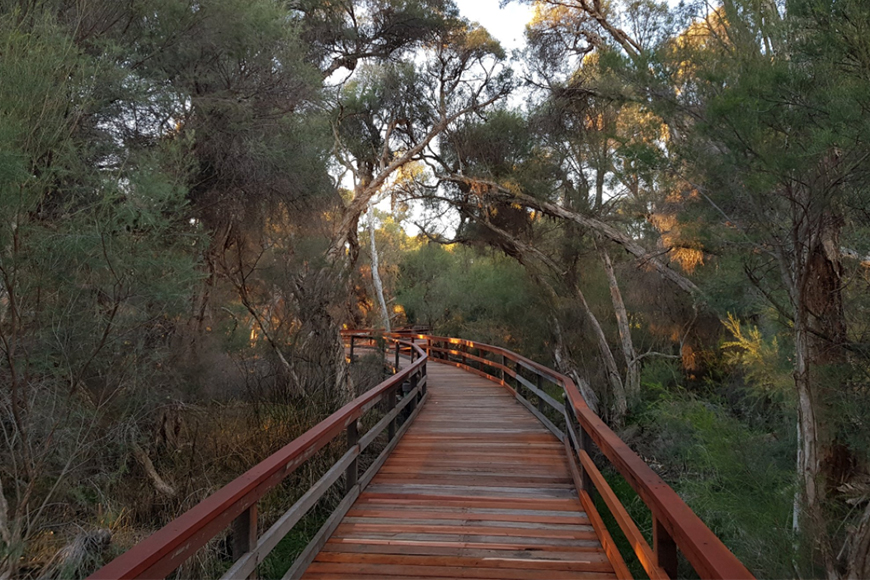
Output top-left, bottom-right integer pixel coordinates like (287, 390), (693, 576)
(131, 443), (176, 498)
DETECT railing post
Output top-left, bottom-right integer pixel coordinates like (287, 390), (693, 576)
(232, 505), (257, 576)
(565, 393), (594, 498)
(461, 342), (467, 367)
(499, 354), (505, 382)
(402, 380), (412, 420)
(578, 426), (595, 497)
(346, 420), (359, 493)
(409, 372), (419, 413)
(349, 335), (355, 362)
(654, 516), (679, 579)
(394, 341), (400, 370)
(536, 373), (545, 413)
(421, 358), (427, 397)
(387, 386), (397, 440)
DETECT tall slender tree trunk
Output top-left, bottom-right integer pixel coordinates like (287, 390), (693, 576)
(367, 202), (390, 331)
(572, 280), (627, 424)
(598, 240), (640, 402)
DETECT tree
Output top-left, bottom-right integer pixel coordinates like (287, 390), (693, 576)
(0, 8), (201, 576)
(327, 16), (512, 263)
(508, 0), (870, 574)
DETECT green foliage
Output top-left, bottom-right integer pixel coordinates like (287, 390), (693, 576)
(636, 394), (797, 578)
(721, 314), (792, 401)
(396, 243), (549, 351)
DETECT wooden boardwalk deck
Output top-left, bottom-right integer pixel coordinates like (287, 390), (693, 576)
(300, 361), (620, 580)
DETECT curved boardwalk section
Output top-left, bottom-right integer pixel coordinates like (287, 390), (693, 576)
(301, 362), (618, 579)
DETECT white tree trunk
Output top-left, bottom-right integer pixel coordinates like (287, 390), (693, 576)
(367, 202), (390, 332)
(574, 283), (627, 424)
(599, 242), (640, 402)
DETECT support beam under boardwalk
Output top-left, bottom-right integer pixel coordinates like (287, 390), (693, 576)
(298, 362), (626, 580)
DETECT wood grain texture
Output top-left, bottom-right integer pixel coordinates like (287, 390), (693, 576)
(299, 362), (623, 579)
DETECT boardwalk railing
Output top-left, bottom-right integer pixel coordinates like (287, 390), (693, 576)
(393, 332), (754, 580)
(89, 333), (427, 580)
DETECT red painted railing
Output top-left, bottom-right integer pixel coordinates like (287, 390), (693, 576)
(89, 334), (427, 580)
(405, 333), (754, 580)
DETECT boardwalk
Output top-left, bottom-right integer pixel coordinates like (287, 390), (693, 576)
(90, 333), (753, 580)
(300, 361), (619, 579)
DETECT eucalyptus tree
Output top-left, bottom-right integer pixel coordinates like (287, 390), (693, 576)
(667, 2), (870, 575)
(328, 17), (513, 264)
(509, 0), (870, 575)
(324, 13), (512, 337)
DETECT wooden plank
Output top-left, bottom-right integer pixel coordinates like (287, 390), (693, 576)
(324, 536), (603, 552)
(350, 506), (587, 522)
(345, 508), (590, 525)
(304, 562), (617, 579)
(334, 522), (598, 540)
(341, 517), (594, 533)
(315, 552), (615, 572)
(320, 542), (610, 561)
(355, 495), (583, 511)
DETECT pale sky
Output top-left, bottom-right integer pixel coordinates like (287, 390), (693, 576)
(455, 0), (535, 52)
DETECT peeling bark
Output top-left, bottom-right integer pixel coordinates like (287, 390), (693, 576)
(598, 241), (640, 402)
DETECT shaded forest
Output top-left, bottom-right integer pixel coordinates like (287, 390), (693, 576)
(1, 0), (869, 577)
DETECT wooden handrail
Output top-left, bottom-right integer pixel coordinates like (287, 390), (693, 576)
(406, 333), (754, 580)
(89, 334), (427, 580)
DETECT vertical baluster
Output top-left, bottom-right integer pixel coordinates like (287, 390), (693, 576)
(421, 358), (427, 396)
(578, 425), (594, 497)
(394, 341), (400, 370)
(409, 372), (419, 412)
(654, 517), (679, 579)
(232, 505), (257, 578)
(346, 420), (359, 493)
(387, 386), (397, 440)
(536, 373), (545, 413)
(349, 335), (355, 363)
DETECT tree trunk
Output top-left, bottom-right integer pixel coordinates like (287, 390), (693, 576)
(789, 199), (847, 578)
(598, 241), (640, 402)
(549, 314), (600, 415)
(572, 281), (627, 424)
(367, 202), (390, 331)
